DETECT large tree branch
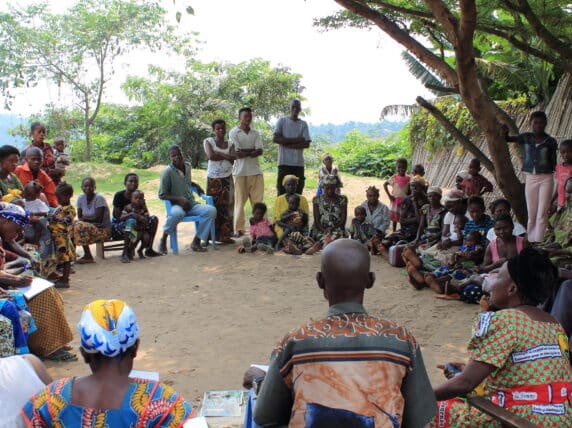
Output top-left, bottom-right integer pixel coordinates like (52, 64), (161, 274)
(416, 96), (495, 173)
(423, 0), (459, 42)
(335, 0), (459, 88)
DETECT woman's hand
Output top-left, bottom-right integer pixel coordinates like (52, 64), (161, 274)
(437, 362), (466, 379)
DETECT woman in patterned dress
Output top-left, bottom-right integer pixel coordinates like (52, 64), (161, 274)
(22, 299), (195, 426)
(431, 248), (572, 427)
(308, 175), (347, 254)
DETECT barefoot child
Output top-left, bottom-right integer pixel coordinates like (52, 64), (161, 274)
(412, 164), (429, 192)
(486, 198), (526, 241)
(276, 194), (312, 254)
(119, 190), (150, 263)
(384, 158), (410, 232)
(240, 202), (275, 254)
(348, 206), (374, 245)
(48, 183), (76, 288)
(424, 230), (484, 294)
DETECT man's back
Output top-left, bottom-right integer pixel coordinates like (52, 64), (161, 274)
(254, 302), (436, 428)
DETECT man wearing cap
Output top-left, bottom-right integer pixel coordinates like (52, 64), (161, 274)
(273, 99), (311, 196)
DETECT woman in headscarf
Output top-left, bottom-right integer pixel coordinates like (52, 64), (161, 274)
(309, 174), (347, 253)
(22, 298), (195, 426)
(0, 202), (76, 362)
(430, 248), (571, 427)
(273, 175), (310, 242)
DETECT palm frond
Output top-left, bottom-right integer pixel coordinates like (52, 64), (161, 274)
(380, 104), (418, 120)
(400, 51), (452, 96)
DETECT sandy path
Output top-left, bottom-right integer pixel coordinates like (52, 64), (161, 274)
(46, 237), (477, 407)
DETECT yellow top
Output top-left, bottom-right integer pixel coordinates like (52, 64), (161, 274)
(273, 194), (310, 238)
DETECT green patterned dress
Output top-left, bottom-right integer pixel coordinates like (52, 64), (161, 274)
(432, 309), (571, 427)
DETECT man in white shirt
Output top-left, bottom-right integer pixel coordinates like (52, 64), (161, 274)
(273, 99), (311, 195)
(229, 107), (264, 236)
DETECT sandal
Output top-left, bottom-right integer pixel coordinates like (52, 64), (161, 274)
(191, 243), (207, 252)
(43, 349), (78, 362)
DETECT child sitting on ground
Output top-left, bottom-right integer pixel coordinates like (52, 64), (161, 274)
(48, 183), (76, 288)
(412, 164), (429, 192)
(317, 153), (341, 196)
(276, 194), (313, 255)
(119, 190), (150, 263)
(348, 206), (374, 245)
(445, 213), (528, 302)
(464, 195), (494, 246)
(459, 159), (493, 197)
(423, 230), (484, 294)
(240, 202), (275, 254)
(384, 158), (410, 232)
(22, 181), (49, 246)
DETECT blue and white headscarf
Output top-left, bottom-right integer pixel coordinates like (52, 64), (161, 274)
(78, 299), (139, 357)
(0, 202), (29, 227)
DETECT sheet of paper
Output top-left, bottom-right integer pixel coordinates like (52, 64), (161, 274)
(251, 364), (269, 372)
(200, 390), (244, 417)
(129, 370), (160, 381)
(21, 278), (54, 300)
(183, 417), (209, 428)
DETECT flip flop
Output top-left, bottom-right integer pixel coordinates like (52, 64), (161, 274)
(191, 243), (207, 252)
(43, 349), (78, 362)
(54, 279), (70, 289)
(75, 257), (95, 265)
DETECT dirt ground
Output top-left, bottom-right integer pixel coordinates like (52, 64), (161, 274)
(46, 235), (477, 408)
(42, 173), (478, 412)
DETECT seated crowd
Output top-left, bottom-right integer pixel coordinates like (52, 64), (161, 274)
(0, 109), (571, 426)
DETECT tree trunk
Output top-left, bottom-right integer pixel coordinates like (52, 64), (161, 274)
(84, 98), (91, 162)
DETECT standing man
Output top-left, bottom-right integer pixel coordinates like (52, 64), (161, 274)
(158, 145), (216, 253)
(229, 107), (264, 237)
(273, 99), (311, 195)
(246, 239), (436, 427)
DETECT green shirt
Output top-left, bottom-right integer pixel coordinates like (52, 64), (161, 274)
(158, 162), (195, 205)
(0, 173), (23, 197)
(254, 302), (436, 428)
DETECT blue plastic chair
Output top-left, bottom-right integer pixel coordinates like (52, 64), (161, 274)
(163, 190), (216, 255)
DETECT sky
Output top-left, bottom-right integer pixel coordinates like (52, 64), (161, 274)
(2, 0), (431, 125)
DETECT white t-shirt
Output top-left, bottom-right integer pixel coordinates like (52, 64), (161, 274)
(203, 137), (233, 179)
(0, 356), (45, 427)
(24, 199), (49, 215)
(486, 222), (527, 241)
(274, 117), (310, 167)
(443, 211), (471, 241)
(229, 126), (263, 177)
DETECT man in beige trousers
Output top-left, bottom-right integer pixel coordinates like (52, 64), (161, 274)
(230, 107), (264, 236)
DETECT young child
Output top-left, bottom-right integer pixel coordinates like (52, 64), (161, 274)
(276, 194), (312, 254)
(423, 230), (484, 294)
(22, 181), (49, 246)
(464, 195), (494, 246)
(119, 190), (150, 263)
(384, 158), (410, 232)
(51, 138), (70, 185)
(412, 164), (429, 192)
(48, 183), (76, 288)
(240, 202), (275, 254)
(486, 198), (526, 241)
(459, 159), (493, 197)
(348, 206), (374, 245)
(317, 153), (341, 196)
(448, 214), (528, 303)
(554, 139), (572, 211)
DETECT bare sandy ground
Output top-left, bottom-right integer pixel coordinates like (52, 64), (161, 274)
(46, 236), (477, 407)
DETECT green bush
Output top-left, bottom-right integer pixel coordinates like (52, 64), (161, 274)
(331, 127), (411, 178)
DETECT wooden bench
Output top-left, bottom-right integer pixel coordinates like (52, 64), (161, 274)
(467, 396), (540, 428)
(95, 239), (124, 259)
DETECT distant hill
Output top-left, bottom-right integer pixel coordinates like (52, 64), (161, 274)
(0, 113), (27, 148)
(309, 120), (407, 143)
